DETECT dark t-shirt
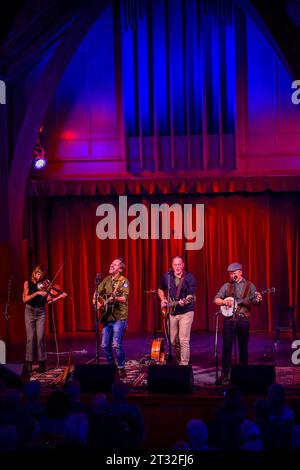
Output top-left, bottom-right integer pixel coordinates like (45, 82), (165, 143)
(159, 271), (196, 315)
(27, 280), (47, 309)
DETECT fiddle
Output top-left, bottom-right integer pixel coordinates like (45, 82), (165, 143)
(37, 279), (68, 302)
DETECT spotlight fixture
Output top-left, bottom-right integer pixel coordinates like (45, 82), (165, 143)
(33, 128), (46, 169)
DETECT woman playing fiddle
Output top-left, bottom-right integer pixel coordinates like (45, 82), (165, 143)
(22, 265), (67, 375)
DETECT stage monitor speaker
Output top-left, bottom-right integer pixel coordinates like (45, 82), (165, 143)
(0, 364), (23, 389)
(147, 364), (194, 393)
(230, 365), (275, 395)
(72, 364), (116, 392)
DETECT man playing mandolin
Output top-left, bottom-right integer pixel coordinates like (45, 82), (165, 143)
(158, 256), (196, 366)
(214, 262), (262, 384)
(95, 258), (129, 379)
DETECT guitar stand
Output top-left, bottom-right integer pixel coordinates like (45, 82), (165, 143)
(145, 289), (170, 365)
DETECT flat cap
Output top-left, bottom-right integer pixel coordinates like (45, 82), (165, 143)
(227, 262), (242, 272)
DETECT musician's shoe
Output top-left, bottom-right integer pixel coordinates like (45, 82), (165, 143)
(22, 361), (32, 381)
(220, 374), (230, 385)
(36, 361), (46, 373)
(118, 367), (126, 379)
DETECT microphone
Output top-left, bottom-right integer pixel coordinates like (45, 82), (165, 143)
(95, 273), (103, 288)
(233, 274), (238, 281)
(168, 268), (173, 274)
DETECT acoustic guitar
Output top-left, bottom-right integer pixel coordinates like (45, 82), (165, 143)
(97, 289), (122, 323)
(150, 338), (165, 364)
(161, 294), (195, 317)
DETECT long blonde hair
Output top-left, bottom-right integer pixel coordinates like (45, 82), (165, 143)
(31, 265), (48, 282)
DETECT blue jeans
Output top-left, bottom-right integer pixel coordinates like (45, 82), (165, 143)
(101, 320), (127, 368)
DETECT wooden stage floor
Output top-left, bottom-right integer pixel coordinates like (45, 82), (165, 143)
(2, 331), (300, 449)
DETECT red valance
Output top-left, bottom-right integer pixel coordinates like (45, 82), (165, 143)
(28, 175), (300, 196)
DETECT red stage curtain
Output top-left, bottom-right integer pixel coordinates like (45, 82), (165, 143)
(25, 192), (300, 334)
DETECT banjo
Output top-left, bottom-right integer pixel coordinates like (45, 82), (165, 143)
(220, 287), (276, 317)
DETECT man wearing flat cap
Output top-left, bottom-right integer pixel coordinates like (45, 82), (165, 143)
(214, 262), (262, 384)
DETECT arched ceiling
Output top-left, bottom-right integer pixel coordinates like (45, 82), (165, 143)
(1, 0), (300, 82)
(2, 0), (300, 275)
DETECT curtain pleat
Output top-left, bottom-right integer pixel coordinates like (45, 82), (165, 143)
(25, 192), (300, 334)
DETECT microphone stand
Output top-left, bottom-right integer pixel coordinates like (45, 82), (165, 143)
(232, 278), (238, 370)
(166, 270), (173, 363)
(214, 310), (222, 385)
(2, 276), (13, 363)
(144, 290), (157, 339)
(92, 273), (103, 365)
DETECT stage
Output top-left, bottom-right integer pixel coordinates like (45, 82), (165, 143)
(3, 330), (299, 449)
(18, 330), (298, 368)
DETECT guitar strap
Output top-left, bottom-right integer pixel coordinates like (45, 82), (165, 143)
(175, 275), (185, 300)
(242, 281), (251, 300)
(226, 281), (251, 299)
(111, 275), (125, 295)
(226, 281), (251, 315)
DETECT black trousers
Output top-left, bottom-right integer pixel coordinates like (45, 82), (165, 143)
(222, 316), (250, 376)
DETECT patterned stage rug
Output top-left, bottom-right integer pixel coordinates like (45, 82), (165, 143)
(30, 361), (221, 392)
(124, 360), (218, 390)
(30, 366), (73, 392)
(30, 361), (300, 394)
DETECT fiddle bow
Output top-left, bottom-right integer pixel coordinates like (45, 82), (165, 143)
(38, 263), (69, 302)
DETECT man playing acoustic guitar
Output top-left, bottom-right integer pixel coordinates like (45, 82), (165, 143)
(95, 258), (129, 379)
(214, 262), (262, 384)
(158, 256), (196, 366)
